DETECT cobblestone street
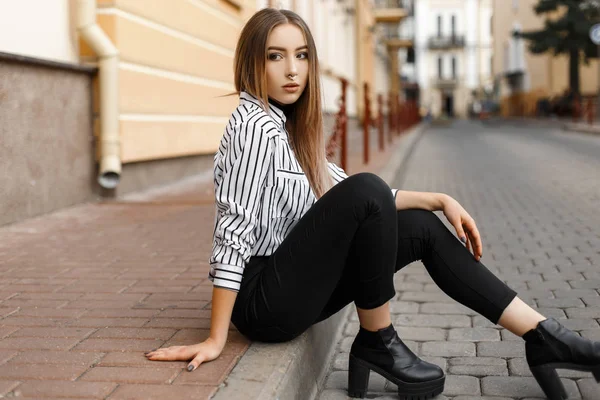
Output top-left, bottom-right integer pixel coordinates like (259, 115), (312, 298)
(319, 121), (600, 400)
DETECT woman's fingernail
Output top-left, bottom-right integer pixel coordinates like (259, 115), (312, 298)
(460, 236), (467, 243)
(187, 365), (194, 372)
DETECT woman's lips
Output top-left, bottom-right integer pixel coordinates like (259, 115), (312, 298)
(283, 85), (300, 93)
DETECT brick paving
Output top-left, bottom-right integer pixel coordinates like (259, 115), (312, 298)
(0, 118), (397, 399)
(319, 120), (600, 400)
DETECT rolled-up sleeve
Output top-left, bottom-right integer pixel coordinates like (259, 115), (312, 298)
(327, 162), (398, 198)
(209, 121), (273, 292)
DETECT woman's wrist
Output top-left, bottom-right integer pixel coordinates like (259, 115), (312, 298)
(207, 335), (227, 350)
(435, 193), (450, 211)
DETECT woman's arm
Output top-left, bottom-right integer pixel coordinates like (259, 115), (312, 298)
(395, 190), (483, 261)
(394, 190), (448, 211)
(209, 287), (238, 348)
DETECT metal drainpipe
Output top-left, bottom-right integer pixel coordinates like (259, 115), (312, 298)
(76, 0), (121, 189)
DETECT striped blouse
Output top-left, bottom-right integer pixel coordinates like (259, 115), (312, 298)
(208, 92), (398, 292)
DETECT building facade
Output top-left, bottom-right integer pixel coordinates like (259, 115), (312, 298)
(0, 0), (407, 226)
(492, 0), (599, 113)
(408, 0), (493, 118)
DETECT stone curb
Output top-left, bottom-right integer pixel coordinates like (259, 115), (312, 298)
(212, 122), (430, 400)
(563, 122), (600, 136)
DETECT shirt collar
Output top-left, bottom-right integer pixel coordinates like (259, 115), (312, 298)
(239, 91), (286, 128)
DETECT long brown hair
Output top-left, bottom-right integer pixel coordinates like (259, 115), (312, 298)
(233, 8), (332, 198)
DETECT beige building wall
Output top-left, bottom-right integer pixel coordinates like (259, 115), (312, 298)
(493, 0), (599, 102)
(81, 0), (254, 164)
(0, 0), (79, 63)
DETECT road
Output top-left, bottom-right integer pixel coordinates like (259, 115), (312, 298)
(318, 120), (600, 400)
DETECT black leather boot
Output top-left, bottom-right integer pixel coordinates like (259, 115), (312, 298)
(348, 324), (445, 399)
(524, 318), (600, 400)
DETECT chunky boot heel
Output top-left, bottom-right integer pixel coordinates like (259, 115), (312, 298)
(593, 366), (600, 382)
(348, 354), (370, 398)
(530, 365), (568, 400)
(524, 318), (600, 398)
(350, 324), (445, 399)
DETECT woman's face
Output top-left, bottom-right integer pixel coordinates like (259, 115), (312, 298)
(265, 23), (309, 105)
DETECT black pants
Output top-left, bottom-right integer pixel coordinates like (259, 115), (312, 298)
(231, 173), (517, 343)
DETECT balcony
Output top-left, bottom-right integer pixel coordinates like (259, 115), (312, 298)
(373, 0), (410, 24)
(433, 76), (460, 89)
(380, 26), (413, 49)
(428, 35), (466, 49)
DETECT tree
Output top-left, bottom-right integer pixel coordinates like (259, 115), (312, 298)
(518, 0), (600, 95)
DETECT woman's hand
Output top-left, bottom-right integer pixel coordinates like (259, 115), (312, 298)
(441, 195), (483, 261)
(145, 337), (224, 372)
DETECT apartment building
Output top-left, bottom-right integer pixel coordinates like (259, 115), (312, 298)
(492, 0), (599, 109)
(407, 0), (493, 118)
(0, 0), (408, 226)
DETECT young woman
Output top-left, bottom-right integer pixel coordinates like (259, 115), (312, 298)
(145, 8), (600, 400)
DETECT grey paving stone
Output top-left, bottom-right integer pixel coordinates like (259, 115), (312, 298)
(536, 298), (585, 308)
(395, 314), (471, 328)
(443, 375), (481, 396)
(452, 397), (512, 400)
(558, 318), (600, 330)
(396, 326), (447, 341)
(339, 337), (353, 352)
(477, 341), (524, 358)
(399, 291), (453, 302)
(481, 376), (579, 398)
(389, 301), (420, 314)
(421, 342), (476, 357)
(395, 282), (425, 292)
(577, 378), (600, 400)
(544, 272), (585, 281)
(535, 307), (567, 319)
(508, 357), (594, 379)
(570, 279), (600, 289)
(448, 328), (501, 342)
(420, 302), (478, 316)
(582, 296), (600, 306)
(449, 359), (508, 376)
(332, 352), (348, 371)
(473, 316), (497, 328)
(500, 329), (521, 341)
(317, 389), (351, 400)
(581, 329), (600, 341)
(528, 281), (572, 291)
(555, 289), (600, 298)
(343, 322), (360, 336)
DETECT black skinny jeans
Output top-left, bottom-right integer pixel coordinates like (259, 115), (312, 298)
(231, 173), (517, 343)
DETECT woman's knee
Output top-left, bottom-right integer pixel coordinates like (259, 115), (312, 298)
(397, 209), (450, 245)
(343, 173), (394, 205)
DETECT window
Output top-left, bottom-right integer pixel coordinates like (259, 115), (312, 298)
(438, 56), (443, 78)
(451, 56), (457, 78)
(451, 15), (456, 37)
(437, 15), (442, 37)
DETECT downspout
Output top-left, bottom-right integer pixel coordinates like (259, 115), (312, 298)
(76, 0), (121, 189)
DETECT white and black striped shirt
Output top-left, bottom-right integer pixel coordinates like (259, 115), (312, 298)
(208, 92), (398, 292)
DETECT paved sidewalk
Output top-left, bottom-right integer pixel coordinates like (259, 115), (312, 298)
(318, 120), (600, 400)
(0, 119), (403, 399)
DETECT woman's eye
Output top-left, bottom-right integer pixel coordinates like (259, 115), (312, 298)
(297, 52), (308, 59)
(268, 53), (283, 61)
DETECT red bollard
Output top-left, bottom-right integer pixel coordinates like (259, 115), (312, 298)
(378, 94), (384, 151)
(326, 78), (348, 170)
(587, 98), (595, 126)
(573, 96), (581, 123)
(363, 82), (370, 165)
